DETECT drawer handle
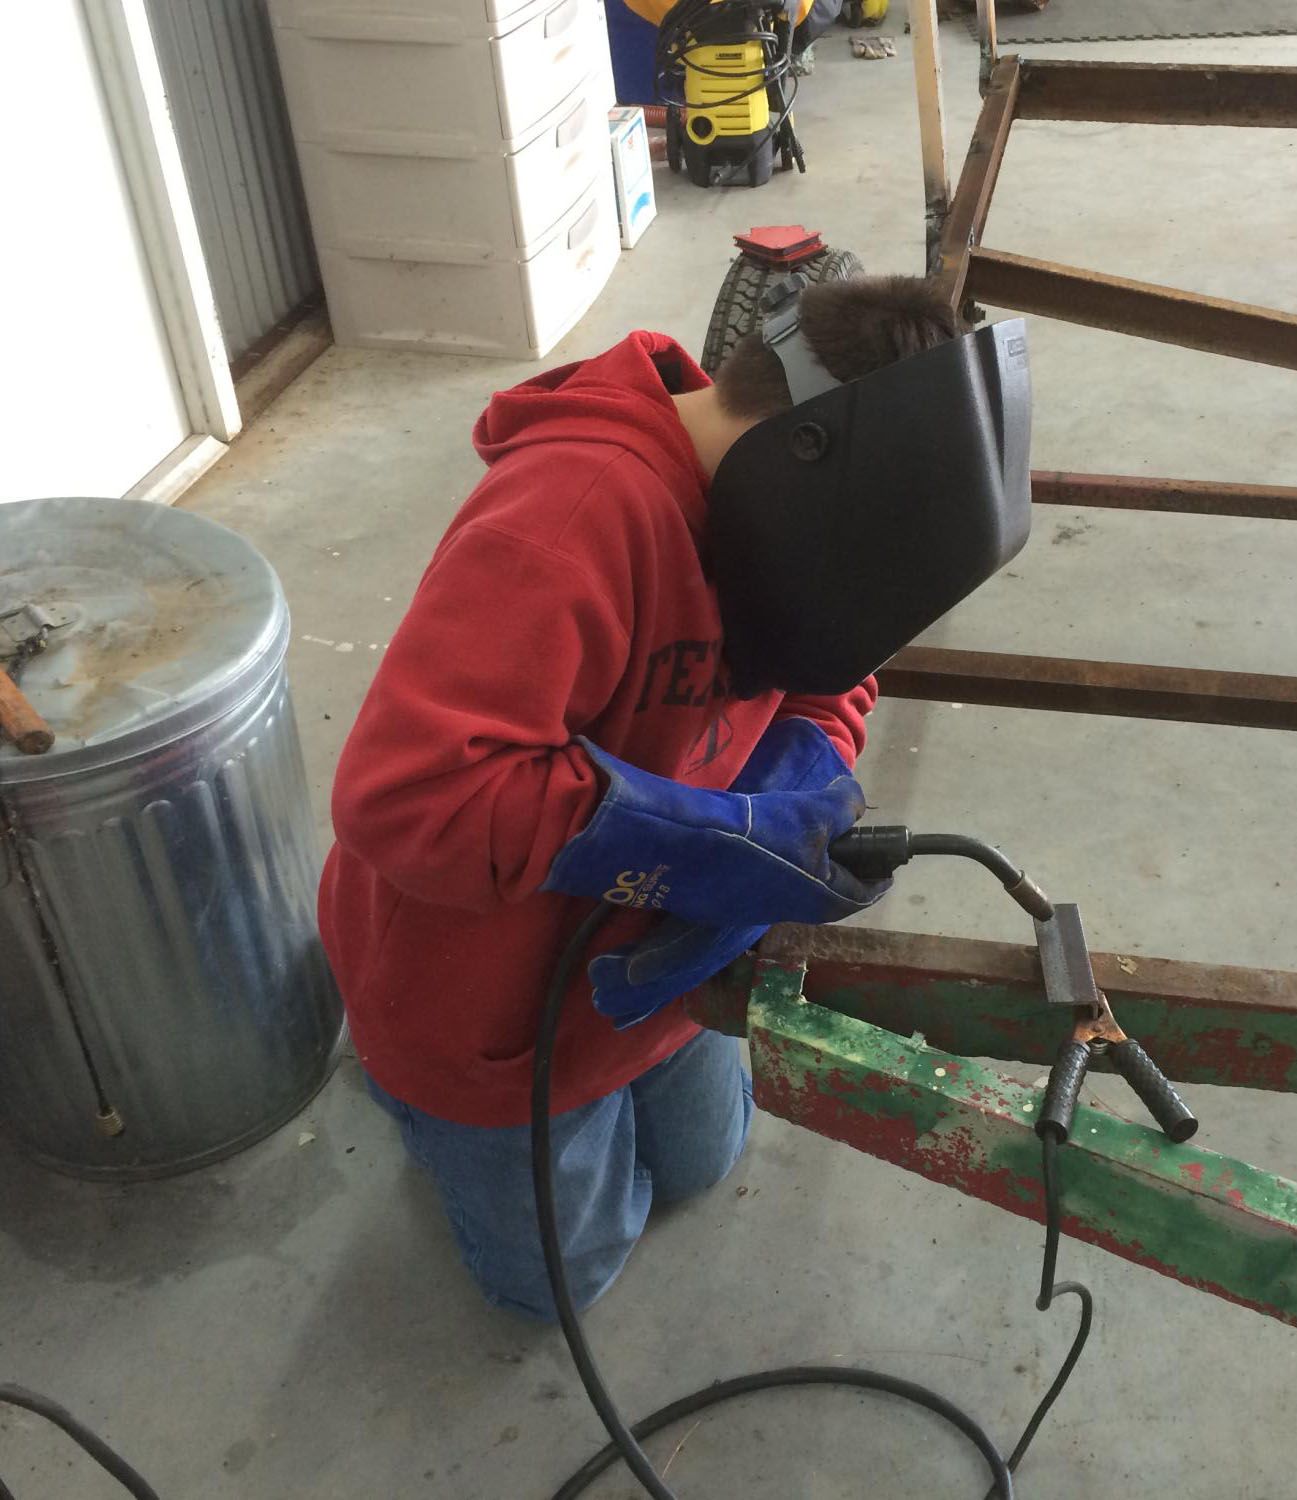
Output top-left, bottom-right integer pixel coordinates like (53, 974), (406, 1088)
(556, 98), (588, 148)
(568, 200), (599, 250)
(545, 0), (580, 38)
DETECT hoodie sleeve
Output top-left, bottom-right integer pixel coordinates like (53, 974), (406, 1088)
(774, 679), (879, 769)
(330, 522), (629, 912)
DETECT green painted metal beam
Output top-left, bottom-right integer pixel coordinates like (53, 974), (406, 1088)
(748, 970), (1297, 1326)
(687, 923), (1297, 1093)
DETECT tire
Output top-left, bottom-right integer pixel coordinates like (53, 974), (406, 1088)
(699, 247), (863, 376)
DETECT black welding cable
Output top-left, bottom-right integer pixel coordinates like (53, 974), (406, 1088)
(534, 906), (1107, 1500)
(996, 1135), (1094, 1484)
(0, 1386), (161, 1500)
(531, 905), (678, 1500)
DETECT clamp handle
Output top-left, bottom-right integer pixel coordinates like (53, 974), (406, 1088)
(1109, 1039), (1199, 1144)
(1035, 1039), (1090, 1143)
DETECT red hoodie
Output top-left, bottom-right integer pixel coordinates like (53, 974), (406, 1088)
(320, 332), (877, 1126)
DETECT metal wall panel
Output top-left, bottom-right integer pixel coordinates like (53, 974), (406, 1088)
(145, 0), (319, 361)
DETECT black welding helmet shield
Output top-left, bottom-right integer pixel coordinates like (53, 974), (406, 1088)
(706, 314), (1032, 697)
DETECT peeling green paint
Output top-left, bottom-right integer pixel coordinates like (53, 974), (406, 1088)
(803, 971), (1297, 1093)
(749, 980), (1297, 1325)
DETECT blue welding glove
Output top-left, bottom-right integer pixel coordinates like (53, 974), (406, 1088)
(544, 736), (871, 926)
(586, 720), (840, 1025)
(586, 720), (892, 1028)
(728, 716), (857, 800)
(588, 915), (764, 1029)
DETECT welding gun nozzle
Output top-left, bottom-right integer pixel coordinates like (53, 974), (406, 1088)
(1005, 874), (1055, 923)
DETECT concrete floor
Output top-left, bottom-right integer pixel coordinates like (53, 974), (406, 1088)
(5, 23), (1297, 1500)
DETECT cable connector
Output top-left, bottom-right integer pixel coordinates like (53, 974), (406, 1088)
(826, 824), (913, 880)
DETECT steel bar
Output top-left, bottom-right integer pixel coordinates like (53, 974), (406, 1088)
(908, 0), (950, 272)
(882, 645), (1297, 731)
(1034, 903), (1100, 1009)
(1017, 60), (1297, 128)
(1033, 471), (1297, 521)
(757, 924), (1297, 1093)
(935, 56), (1020, 308)
(748, 977), (1297, 1326)
(974, 0), (998, 95)
(967, 248), (1297, 371)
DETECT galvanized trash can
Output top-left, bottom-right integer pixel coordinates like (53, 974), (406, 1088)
(0, 498), (344, 1179)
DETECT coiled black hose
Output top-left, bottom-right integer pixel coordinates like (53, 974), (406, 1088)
(536, 904), (1092, 1499)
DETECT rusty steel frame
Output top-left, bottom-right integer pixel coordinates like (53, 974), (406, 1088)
(1031, 472), (1297, 522)
(969, 247), (1297, 372)
(1016, 59), (1297, 128)
(892, 23), (1297, 731)
(884, 646), (1297, 731)
(687, 924), (1297, 1324)
(909, 0), (950, 270)
(685, 29), (1297, 1322)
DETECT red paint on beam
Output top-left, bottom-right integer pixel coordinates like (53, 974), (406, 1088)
(754, 1041), (1297, 1328)
(796, 948), (1297, 1094)
(1183, 1027), (1297, 1094)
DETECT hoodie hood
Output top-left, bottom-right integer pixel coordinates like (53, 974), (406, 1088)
(473, 331), (713, 525)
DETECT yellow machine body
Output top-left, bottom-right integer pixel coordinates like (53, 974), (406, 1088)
(684, 40), (770, 144)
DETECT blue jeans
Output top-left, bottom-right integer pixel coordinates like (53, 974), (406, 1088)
(366, 1030), (753, 1321)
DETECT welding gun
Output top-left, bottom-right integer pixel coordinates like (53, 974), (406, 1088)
(829, 825), (1054, 920)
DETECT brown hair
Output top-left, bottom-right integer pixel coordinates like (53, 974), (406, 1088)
(713, 273), (963, 421)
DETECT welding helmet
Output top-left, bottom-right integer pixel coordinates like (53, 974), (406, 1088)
(706, 274), (1032, 697)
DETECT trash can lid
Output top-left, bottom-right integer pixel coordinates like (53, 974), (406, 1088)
(0, 498), (289, 782)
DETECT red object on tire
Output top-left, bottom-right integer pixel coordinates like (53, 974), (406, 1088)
(732, 225), (827, 268)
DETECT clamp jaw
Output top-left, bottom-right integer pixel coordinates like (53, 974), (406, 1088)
(1034, 905), (1198, 1145)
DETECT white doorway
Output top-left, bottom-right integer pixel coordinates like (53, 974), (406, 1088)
(0, 1), (239, 504)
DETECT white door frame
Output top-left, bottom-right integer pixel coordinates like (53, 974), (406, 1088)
(81, 0), (242, 484)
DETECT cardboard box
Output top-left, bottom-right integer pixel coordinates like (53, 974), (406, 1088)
(608, 105), (656, 249)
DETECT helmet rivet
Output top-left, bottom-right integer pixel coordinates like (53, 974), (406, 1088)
(790, 422), (830, 462)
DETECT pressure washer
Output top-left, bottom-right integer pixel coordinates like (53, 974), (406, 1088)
(646, 0), (807, 187)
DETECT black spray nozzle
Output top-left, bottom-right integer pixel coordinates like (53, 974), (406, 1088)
(829, 825), (1055, 922)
